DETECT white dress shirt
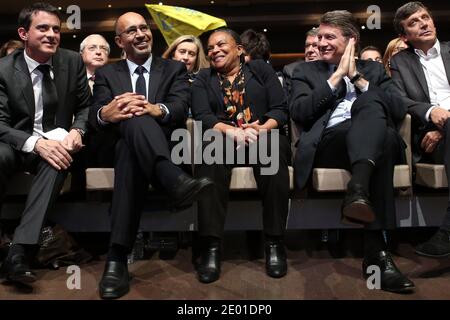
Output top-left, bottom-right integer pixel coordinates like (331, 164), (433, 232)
(21, 51), (53, 153)
(416, 40), (450, 121)
(326, 64), (369, 128)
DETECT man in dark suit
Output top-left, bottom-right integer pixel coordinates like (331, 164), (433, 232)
(89, 12), (212, 299)
(290, 10), (414, 293)
(282, 28), (320, 99)
(391, 1), (450, 258)
(0, 3), (90, 283)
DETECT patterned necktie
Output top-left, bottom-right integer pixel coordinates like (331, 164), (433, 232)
(135, 65), (147, 99)
(36, 64), (57, 132)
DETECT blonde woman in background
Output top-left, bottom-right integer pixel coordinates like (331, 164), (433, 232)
(162, 35), (209, 81)
(383, 37), (408, 76)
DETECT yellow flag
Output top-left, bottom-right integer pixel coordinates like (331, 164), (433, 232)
(145, 4), (227, 45)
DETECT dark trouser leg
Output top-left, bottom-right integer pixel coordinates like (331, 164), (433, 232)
(253, 134), (290, 237)
(427, 119), (450, 231)
(346, 87), (388, 164)
(13, 158), (67, 245)
(366, 127), (401, 230)
(109, 139), (148, 250)
(119, 115), (184, 191)
(0, 143), (17, 206)
(195, 161), (232, 239)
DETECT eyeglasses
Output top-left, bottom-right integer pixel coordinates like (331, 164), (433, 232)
(86, 45), (109, 53)
(117, 24), (150, 37)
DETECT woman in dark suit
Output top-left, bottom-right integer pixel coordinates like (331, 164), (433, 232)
(191, 28), (290, 283)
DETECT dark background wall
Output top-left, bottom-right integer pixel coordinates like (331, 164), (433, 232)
(0, 0), (449, 70)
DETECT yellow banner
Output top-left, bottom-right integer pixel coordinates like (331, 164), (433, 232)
(145, 4), (227, 45)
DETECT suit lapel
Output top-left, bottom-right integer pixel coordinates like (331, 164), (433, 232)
(148, 57), (163, 103)
(441, 42), (450, 85)
(243, 63), (254, 88)
(210, 71), (224, 108)
(52, 50), (68, 113)
(14, 52), (35, 116)
(406, 49), (430, 100)
(115, 60), (133, 93)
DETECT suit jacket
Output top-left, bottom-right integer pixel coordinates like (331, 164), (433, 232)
(88, 57), (190, 136)
(390, 41), (450, 162)
(0, 48), (90, 151)
(191, 59), (288, 131)
(290, 59), (406, 190)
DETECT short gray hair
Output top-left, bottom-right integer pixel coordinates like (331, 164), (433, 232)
(306, 28), (319, 38)
(79, 34), (110, 54)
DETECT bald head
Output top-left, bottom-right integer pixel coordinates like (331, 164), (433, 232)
(115, 12), (145, 35)
(114, 12), (153, 65)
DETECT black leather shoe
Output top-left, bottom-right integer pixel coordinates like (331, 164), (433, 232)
(99, 261), (130, 299)
(415, 229), (450, 258)
(0, 253), (36, 284)
(197, 243), (221, 284)
(172, 175), (214, 209)
(265, 240), (287, 278)
(362, 251), (415, 293)
(342, 183), (375, 225)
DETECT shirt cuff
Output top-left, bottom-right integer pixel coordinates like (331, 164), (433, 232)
(158, 103), (171, 123)
(21, 136), (41, 153)
(97, 107), (109, 126)
(327, 80), (337, 93)
(360, 82), (369, 92)
(425, 105), (437, 122)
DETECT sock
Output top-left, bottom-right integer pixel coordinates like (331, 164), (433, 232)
(154, 158), (185, 192)
(350, 159), (375, 194)
(107, 243), (129, 263)
(364, 230), (387, 256)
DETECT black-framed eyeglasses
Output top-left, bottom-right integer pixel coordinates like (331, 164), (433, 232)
(117, 24), (150, 37)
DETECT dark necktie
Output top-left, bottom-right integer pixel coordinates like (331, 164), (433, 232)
(36, 64), (57, 132)
(135, 65), (147, 99)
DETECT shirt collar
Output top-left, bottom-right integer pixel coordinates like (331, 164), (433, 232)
(24, 50), (52, 74)
(414, 39), (440, 59)
(126, 54), (152, 75)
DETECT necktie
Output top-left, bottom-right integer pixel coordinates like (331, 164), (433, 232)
(135, 65), (147, 99)
(36, 64), (58, 132)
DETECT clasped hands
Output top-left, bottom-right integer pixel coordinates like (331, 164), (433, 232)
(227, 120), (265, 146)
(422, 107), (450, 153)
(329, 38), (365, 88)
(34, 128), (83, 171)
(100, 92), (161, 123)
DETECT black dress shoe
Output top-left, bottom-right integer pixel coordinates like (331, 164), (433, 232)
(415, 229), (450, 258)
(99, 261), (130, 299)
(362, 251), (415, 293)
(341, 183), (375, 225)
(172, 175), (214, 209)
(197, 243), (221, 284)
(265, 240), (287, 278)
(0, 253), (36, 284)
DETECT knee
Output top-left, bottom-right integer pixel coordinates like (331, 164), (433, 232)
(352, 88), (387, 114)
(121, 115), (158, 135)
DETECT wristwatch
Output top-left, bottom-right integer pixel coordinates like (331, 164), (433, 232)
(350, 72), (363, 84)
(73, 128), (85, 138)
(158, 104), (167, 119)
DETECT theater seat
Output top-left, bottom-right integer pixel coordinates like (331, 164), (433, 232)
(310, 114), (412, 193)
(86, 166), (295, 192)
(415, 163), (447, 189)
(312, 165), (411, 192)
(7, 172), (72, 195)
